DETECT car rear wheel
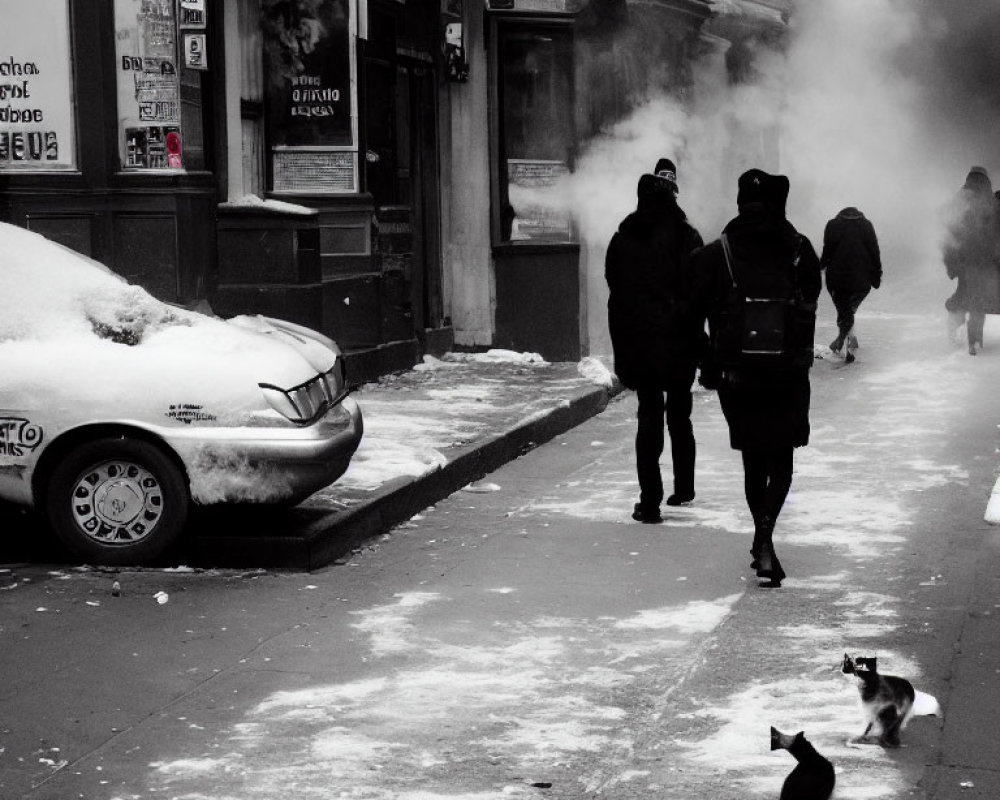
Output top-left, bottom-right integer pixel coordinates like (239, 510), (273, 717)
(46, 437), (189, 566)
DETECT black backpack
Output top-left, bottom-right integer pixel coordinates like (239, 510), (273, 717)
(714, 233), (815, 369)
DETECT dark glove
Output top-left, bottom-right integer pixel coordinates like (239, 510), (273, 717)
(872, 276), (881, 290)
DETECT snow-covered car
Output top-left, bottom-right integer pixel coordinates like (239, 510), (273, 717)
(0, 223), (362, 566)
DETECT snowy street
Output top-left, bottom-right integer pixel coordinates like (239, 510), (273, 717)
(2, 301), (1000, 799)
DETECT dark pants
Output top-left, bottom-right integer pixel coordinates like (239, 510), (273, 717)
(829, 288), (870, 339)
(741, 447), (794, 526)
(949, 309), (985, 346)
(635, 366), (696, 509)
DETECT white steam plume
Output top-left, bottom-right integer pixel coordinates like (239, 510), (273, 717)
(572, 0), (977, 358)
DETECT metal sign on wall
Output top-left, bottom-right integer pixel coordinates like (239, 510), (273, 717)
(262, 0), (357, 193)
(0, 0), (76, 170)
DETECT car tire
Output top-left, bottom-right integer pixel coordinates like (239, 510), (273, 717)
(45, 437), (189, 566)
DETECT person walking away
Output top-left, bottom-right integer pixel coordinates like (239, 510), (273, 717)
(821, 207), (882, 363)
(606, 166), (704, 523)
(692, 169), (821, 586)
(943, 166), (1000, 355)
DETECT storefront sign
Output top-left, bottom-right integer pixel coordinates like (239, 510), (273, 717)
(0, 0), (76, 170)
(114, 0), (183, 170)
(263, 0), (353, 148)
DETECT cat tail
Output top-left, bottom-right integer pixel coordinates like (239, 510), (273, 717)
(912, 690), (941, 717)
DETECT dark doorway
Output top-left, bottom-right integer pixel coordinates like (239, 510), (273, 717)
(363, 2), (444, 339)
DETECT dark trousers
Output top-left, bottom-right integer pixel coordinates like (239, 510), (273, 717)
(741, 447), (794, 526)
(950, 309), (985, 346)
(829, 288), (870, 339)
(635, 366), (696, 509)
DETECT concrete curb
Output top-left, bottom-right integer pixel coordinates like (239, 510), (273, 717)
(190, 383), (617, 570)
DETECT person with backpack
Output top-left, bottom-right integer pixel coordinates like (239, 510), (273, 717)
(821, 207), (882, 363)
(692, 169), (822, 587)
(606, 163), (705, 524)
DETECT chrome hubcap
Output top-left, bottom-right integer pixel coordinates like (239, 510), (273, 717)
(70, 460), (163, 544)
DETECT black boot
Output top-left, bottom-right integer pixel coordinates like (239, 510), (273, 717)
(756, 541), (786, 587)
(666, 491), (695, 506)
(750, 515), (772, 570)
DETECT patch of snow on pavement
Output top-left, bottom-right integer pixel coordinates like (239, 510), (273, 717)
(781, 489), (909, 558)
(152, 757), (230, 775)
(450, 349), (548, 365)
(350, 592), (442, 657)
(615, 595), (740, 634)
(577, 356), (616, 387)
(149, 591), (739, 799)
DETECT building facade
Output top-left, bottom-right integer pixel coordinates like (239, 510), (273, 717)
(0, 0), (220, 306)
(1, 0), (789, 381)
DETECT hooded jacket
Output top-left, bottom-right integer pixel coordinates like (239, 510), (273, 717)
(605, 183), (704, 390)
(821, 207), (882, 293)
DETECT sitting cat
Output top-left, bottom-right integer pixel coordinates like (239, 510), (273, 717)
(841, 653), (941, 747)
(771, 726), (835, 800)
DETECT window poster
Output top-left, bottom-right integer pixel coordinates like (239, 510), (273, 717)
(0, 0), (76, 170)
(114, 0), (183, 170)
(262, 0), (353, 149)
(507, 159), (572, 242)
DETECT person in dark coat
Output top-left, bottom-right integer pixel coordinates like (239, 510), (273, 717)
(821, 207), (882, 363)
(692, 169), (821, 587)
(943, 166), (1000, 355)
(606, 163), (704, 523)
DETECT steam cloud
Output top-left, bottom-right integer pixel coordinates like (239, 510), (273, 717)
(572, 0), (999, 356)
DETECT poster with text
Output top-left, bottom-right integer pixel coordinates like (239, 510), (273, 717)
(262, 0), (353, 148)
(0, 0), (76, 170)
(114, 0), (183, 170)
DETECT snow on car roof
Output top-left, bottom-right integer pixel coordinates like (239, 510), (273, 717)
(0, 222), (324, 419)
(0, 222), (198, 344)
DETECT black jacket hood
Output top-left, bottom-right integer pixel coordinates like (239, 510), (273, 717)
(618, 194), (687, 238)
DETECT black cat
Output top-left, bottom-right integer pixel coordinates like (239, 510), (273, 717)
(841, 654), (941, 747)
(770, 726), (835, 800)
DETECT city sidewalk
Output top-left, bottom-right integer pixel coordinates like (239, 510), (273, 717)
(183, 351), (620, 569)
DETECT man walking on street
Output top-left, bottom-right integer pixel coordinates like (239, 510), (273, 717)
(821, 207), (882, 364)
(606, 160), (704, 523)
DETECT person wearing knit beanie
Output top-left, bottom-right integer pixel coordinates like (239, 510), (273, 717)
(606, 169), (705, 523)
(654, 158), (679, 194)
(736, 168), (790, 217)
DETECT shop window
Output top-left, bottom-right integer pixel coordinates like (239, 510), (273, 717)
(0, 0), (77, 171)
(261, 0), (358, 193)
(113, 0), (208, 171)
(492, 20), (575, 244)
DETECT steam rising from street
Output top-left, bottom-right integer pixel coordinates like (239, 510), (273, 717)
(571, 0), (1000, 356)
